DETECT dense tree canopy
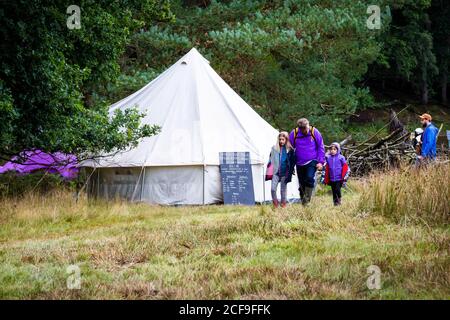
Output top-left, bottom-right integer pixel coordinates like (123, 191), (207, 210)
(102, 0), (448, 140)
(368, 0), (445, 105)
(105, 0), (383, 138)
(0, 0), (173, 160)
(1, 0), (448, 158)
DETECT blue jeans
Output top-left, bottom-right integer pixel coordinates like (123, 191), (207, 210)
(296, 160), (317, 195)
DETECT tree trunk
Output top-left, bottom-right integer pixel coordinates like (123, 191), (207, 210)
(420, 56), (429, 105)
(442, 71), (448, 106)
(421, 80), (429, 105)
(440, 36), (449, 106)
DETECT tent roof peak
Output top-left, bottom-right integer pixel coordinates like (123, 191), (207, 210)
(180, 47), (210, 65)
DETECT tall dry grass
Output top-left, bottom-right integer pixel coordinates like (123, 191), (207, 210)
(0, 190), (139, 225)
(359, 162), (450, 225)
(1, 176), (449, 299)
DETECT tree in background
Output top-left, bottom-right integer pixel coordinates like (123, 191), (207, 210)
(2, 0), (447, 158)
(105, 0), (382, 140)
(367, 0), (449, 106)
(429, 0), (450, 105)
(374, 0), (437, 105)
(0, 0), (173, 161)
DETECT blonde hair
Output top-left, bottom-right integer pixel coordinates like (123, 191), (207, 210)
(274, 131), (293, 152)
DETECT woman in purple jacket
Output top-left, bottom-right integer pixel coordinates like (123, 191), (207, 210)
(289, 118), (325, 205)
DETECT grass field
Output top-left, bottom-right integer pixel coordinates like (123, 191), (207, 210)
(0, 166), (449, 299)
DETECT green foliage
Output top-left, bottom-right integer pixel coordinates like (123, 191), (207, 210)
(0, 172), (71, 198)
(2, 0), (448, 158)
(54, 107), (161, 158)
(203, 0), (382, 139)
(106, 0), (448, 141)
(113, 0), (382, 140)
(429, 0), (450, 104)
(102, 70), (161, 103)
(0, 0), (171, 160)
(0, 80), (16, 152)
(369, 0), (446, 104)
(126, 26), (193, 71)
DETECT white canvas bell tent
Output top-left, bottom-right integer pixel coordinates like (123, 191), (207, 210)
(83, 48), (299, 205)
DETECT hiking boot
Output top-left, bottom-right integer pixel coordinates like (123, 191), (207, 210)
(281, 201), (287, 208)
(299, 186), (305, 203)
(302, 187), (314, 205)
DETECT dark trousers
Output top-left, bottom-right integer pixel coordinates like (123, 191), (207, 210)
(329, 181), (343, 205)
(296, 160), (317, 197)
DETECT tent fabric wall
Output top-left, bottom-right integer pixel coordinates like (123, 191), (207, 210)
(92, 167), (142, 201)
(88, 165), (300, 205)
(141, 166), (204, 205)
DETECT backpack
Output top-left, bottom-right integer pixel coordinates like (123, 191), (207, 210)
(294, 126), (317, 146)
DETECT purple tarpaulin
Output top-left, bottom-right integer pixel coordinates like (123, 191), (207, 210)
(0, 150), (78, 179)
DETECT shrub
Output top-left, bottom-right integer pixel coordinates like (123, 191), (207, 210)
(359, 163), (450, 225)
(0, 171), (76, 198)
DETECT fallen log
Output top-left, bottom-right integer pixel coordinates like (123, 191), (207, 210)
(340, 107), (419, 176)
(350, 128), (402, 158)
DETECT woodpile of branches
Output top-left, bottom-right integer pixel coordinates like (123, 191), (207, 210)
(340, 109), (416, 176)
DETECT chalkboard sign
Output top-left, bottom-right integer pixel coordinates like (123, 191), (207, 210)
(219, 152), (255, 205)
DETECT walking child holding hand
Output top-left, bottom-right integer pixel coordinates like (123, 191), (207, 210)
(268, 132), (296, 208)
(323, 142), (350, 206)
